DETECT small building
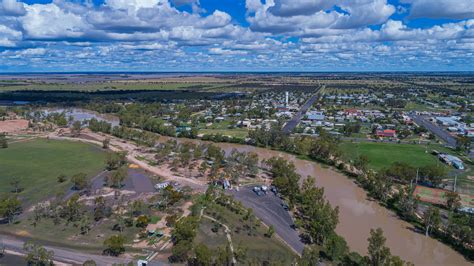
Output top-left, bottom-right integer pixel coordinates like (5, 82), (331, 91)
(307, 111), (325, 121)
(176, 125), (191, 133)
(439, 154), (464, 170)
(154, 182), (170, 190)
(223, 179), (231, 190)
(436, 117), (459, 127)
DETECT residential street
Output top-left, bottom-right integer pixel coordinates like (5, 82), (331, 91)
(409, 114), (457, 147)
(282, 86), (323, 134)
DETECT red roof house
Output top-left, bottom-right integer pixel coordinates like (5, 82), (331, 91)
(345, 108), (360, 115)
(376, 129), (397, 138)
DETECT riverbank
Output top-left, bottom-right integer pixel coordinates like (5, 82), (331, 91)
(42, 130), (471, 265)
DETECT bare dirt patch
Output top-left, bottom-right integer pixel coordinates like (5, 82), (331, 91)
(0, 119), (28, 133)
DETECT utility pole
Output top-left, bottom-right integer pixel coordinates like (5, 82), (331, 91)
(0, 239), (4, 258)
(415, 168), (419, 186)
(454, 175), (457, 192)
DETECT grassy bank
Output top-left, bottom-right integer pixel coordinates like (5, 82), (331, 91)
(196, 197), (295, 264)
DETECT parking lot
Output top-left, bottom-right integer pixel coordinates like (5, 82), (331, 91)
(227, 185), (305, 255)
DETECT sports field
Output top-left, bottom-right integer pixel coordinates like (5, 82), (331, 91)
(341, 142), (446, 170)
(414, 186), (474, 208)
(0, 138), (108, 206)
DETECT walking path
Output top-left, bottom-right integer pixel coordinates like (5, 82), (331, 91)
(200, 210), (236, 265)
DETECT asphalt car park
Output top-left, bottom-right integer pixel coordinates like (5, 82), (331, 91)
(227, 185), (305, 255)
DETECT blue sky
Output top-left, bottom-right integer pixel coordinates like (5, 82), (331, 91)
(0, 0), (473, 72)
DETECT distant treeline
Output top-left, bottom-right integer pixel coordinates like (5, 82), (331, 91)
(0, 90), (245, 103)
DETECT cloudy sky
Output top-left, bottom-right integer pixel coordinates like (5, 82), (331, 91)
(0, 0), (473, 72)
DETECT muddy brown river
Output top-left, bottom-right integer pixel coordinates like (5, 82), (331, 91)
(160, 136), (470, 265)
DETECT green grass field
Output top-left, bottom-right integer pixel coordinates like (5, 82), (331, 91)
(0, 139), (108, 206)
(341, 141), (446, 170)
(199, 120), (249, 138)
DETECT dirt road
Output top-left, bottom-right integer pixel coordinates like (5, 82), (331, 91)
(47, 131), (207, 191)
(1, 236), (132, 265)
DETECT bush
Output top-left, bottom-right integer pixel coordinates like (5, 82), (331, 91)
(103, 235), (125, 256)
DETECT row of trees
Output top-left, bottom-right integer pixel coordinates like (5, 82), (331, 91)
(348, 157), (473, 256)
(248, 126), (341, 164)
(89, 118), (158, 147)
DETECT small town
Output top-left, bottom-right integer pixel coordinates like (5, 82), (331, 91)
(0, 0), (473, 265)
(0, 73), (473, 265)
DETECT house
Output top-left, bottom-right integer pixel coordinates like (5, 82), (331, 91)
(237, 120), (251, 128)
(276, 111), (292, 118)
(344, 108), (361, 116)
(277, 106), (289, 112)
(376, 129), (397, 138)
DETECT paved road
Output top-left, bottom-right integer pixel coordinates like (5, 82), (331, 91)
(228, 186), (304, 255)
(282, 86), (323, 134)
(0, 236), (132, 265)
(409, 114), (457, 147)
(410, 114), (474, 159)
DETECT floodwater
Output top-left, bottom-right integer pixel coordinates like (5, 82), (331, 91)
(159, 136), (471, 265)
(39, 108), (120, 127)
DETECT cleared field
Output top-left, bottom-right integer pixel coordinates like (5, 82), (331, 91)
(341, 141), (444, 170)
(0, 138), (108, 206)
(0, 119), (29, 133)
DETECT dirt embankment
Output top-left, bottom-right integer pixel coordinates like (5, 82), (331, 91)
(0, 119), (29, 133)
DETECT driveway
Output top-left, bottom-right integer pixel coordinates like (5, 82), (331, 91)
(227, 186), (304, 255)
